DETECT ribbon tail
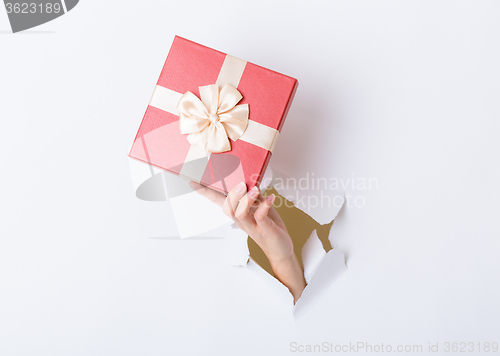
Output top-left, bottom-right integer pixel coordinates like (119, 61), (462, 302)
(205, 122), (231, 153)
(187, 129), (209, 150)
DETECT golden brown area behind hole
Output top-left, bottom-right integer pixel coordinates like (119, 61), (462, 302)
(248, 187), (334, 276)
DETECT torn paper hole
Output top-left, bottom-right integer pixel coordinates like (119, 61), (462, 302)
(243, 183), (347, 316)
(129, 159), (347, 314)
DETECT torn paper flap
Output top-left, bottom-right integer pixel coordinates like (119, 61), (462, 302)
(293, 229), (347, 318)
(301, 229), (327, 284)
(162, 172), (232, 238)
(128, 157), (232, 238)
(269, 167), (345, 225)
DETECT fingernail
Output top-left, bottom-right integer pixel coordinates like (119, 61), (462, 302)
(266, 194), (275, 204)
(248, 186), (259, 197)
(235, 181), (246, 193)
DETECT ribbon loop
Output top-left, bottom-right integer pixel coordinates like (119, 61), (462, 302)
(177, 84), (249, 153)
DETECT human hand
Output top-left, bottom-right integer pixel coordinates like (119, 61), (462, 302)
(189, 181), (306, 302)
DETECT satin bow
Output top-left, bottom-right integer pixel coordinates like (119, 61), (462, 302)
(177, 84), (249, 153)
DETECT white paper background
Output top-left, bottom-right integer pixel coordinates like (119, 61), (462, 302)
(1, 1), (499, 355)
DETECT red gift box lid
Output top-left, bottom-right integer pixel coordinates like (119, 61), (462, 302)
(129, 36), (298, 194)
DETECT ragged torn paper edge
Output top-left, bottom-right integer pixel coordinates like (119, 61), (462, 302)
(236, 227), (347, 318)
(294, 229), (347, 318)
(129, 157), (347, 315)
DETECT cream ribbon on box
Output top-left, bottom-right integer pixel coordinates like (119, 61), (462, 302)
(177, 83), (249, 153)
(148, 54), (280, 183)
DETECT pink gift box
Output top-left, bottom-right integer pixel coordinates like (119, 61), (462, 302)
(129, 36), (298, 194)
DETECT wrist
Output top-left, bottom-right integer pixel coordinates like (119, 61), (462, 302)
(267, 249), (306, 303)
(266, 247), (297, 267)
